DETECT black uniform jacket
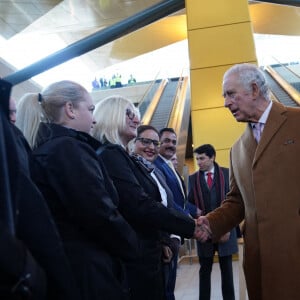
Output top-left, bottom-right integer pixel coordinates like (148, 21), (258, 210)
(30, 123), (138, 300)
(97, 142), (195, 299)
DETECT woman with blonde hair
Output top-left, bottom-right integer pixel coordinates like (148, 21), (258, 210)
(17, 81), (138, 300)
(92, 95), (200, 300)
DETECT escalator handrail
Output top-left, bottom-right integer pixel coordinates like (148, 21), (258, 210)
(265, 65), (300, 105)
(141, 79), (168, 125)
(270, 57), (300, 81)
(138, 71), (162, 109)
(168, 73), (187, 134)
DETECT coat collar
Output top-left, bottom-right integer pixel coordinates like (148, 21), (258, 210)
(36, 123), (101, 150)
(254, 101), (287, 164)
(239, 101), (287, 166)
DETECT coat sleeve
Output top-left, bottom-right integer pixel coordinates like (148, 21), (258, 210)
(99, 145), (196, 237)
(206, 152), (245, 241)
(32, 138), (138, 262)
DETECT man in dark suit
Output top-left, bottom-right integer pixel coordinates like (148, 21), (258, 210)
(188, 144), (237, 300)
(154, 128), (195, 300)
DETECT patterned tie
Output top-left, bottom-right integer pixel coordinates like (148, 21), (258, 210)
(253, 123), (263, 143)
(206, 172), (213, 189)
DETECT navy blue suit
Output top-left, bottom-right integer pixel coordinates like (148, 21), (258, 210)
(154, 155), (192, 300)
(154, 156), (188, 215)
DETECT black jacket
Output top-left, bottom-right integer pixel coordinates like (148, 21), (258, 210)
(0, 121), (79, 300)
(30, 123), (138, 300)
(97, 142), (195, 300)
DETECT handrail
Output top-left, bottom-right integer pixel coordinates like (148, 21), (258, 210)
(3, 0), (185, 86)
(138, 71), (162, 106)
(265, 65), (300, 105)
(168, 74), (190, 173)
(168, 75), (188, 134)
(141, 79), (168, 125)
(270, 57), (300, 81)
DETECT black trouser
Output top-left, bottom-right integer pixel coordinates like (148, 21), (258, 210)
(199, 254), (235, 300)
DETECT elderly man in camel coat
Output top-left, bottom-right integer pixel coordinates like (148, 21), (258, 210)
(198, 63), (300, 300)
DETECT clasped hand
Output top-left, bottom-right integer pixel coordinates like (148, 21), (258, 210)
(193, 216), (212, 242)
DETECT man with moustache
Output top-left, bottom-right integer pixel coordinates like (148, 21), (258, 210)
(154, 128), (196, 300)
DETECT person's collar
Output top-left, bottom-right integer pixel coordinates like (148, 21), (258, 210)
(250, 101), (272, 129)
(205, 166), (215, 175)
(258, 100), (272, 124)
(159, 154), (170, 163)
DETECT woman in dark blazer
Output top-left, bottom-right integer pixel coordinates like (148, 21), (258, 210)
(92, 95), (199, 300)
(17, 81), (138, 300)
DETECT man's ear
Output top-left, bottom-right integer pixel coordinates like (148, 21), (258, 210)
(251, 82), (260, 98)
(64, 101), (75, 119)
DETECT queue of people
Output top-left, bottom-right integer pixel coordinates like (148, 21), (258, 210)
(1, 78), (208, 300)
(91, 74), (137, 90)
(2, 62), (299, 300)
(91, 96), (200, 300)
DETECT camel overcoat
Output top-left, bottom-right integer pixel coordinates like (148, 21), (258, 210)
(207, 101), (300, 300)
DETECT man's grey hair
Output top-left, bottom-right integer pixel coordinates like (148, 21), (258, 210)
(224, 63), (270, 100)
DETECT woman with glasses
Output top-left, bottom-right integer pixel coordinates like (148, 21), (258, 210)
(16, 81), (138, 300)
(92, 95), (200, 300)
(132, 124), (185, 300)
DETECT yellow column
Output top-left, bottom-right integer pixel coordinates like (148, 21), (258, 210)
(185, 0), (257, 167)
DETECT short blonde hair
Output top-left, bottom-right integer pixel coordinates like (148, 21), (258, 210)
(92, 95), (140, 146)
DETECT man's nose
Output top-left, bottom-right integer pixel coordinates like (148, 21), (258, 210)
(224, 97), (232, 108)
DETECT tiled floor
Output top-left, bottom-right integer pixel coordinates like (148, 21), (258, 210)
(174, 260), (240, 300)
(174, 239), (244, 300)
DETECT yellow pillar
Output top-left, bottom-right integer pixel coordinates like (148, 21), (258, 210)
(185, 0), (257, 167)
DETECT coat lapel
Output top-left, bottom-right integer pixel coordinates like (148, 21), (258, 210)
(253, 102), (287, 165)
(239, 123), (257, 164)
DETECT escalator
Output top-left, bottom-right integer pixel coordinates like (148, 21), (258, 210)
(139, 79), (163, 117)
(140, 76), (191, 172)
(271, 64), (300, 92)
(264, 65), (300, 107)
(264, 70), (299, 107)
(149, 78), (180, 130)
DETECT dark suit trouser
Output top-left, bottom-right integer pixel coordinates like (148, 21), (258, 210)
(199, 255), (235, 300)
(164, 247), (178, 300)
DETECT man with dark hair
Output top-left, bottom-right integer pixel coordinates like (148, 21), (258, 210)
(188, 144), (237, 300)
(154, 127), (196, 300)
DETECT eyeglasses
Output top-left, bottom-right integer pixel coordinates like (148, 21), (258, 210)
(161, 138), (177, 145)
(136, 137), (161, 147)
(126, 108), (136, 120)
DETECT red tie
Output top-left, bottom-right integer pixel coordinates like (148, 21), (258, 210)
(206, 172), (213, 189)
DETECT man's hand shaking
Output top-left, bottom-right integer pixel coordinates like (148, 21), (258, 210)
(193, 216), (212, 242)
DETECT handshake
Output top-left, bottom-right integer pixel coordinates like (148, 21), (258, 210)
(193, 216), (212, 242)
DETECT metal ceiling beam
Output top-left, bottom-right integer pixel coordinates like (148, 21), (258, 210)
(3, 0), (300, 86)
(4, 0), (185, 86)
